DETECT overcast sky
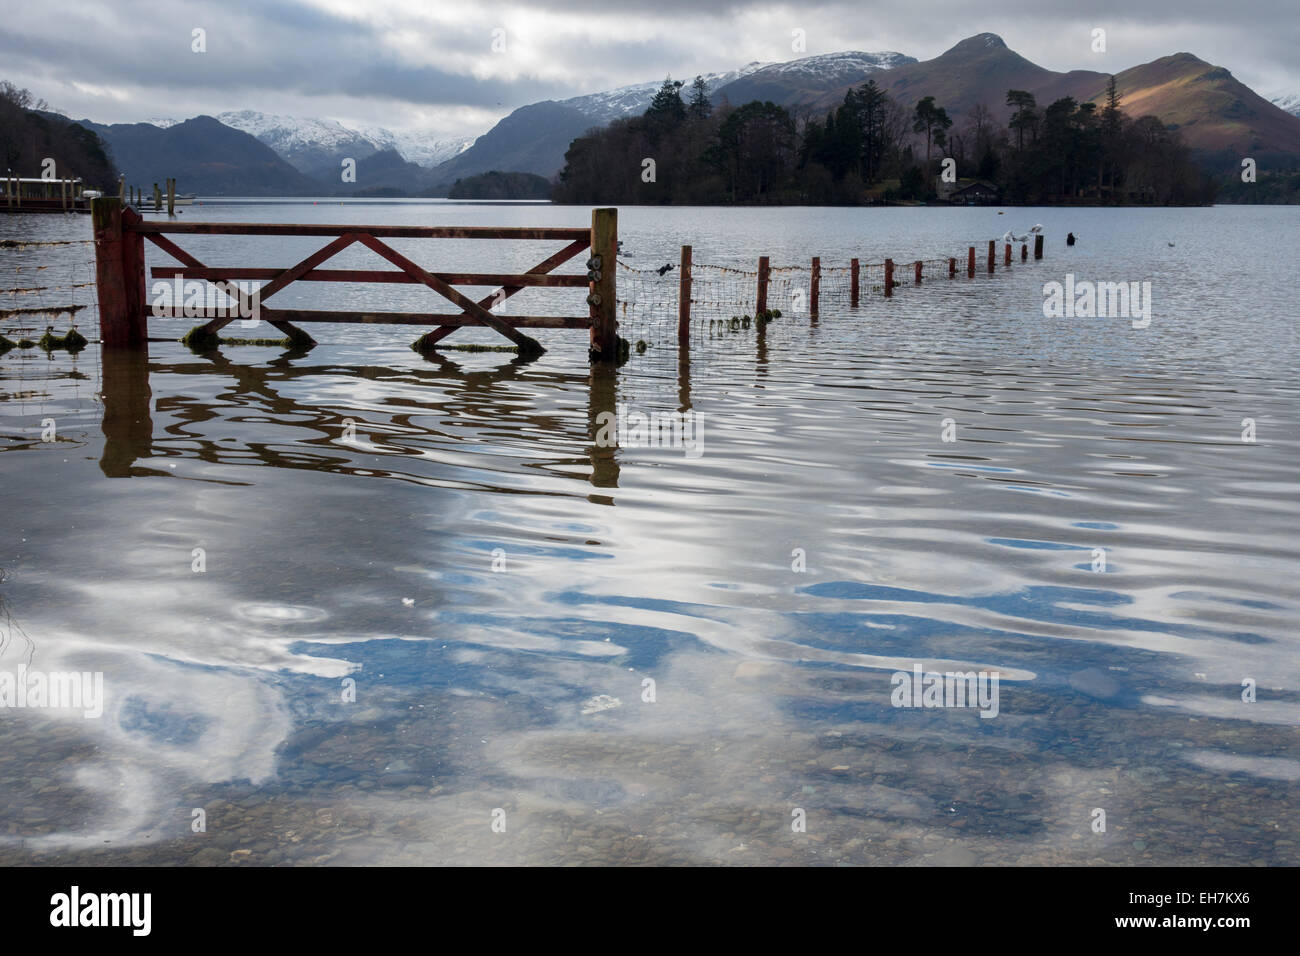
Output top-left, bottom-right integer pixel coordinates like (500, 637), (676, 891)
(4, 0), (1296, 138)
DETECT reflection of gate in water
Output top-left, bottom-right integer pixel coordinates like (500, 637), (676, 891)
(97, 348), (628, 491)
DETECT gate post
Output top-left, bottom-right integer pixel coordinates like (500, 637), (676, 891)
(93, 197), (147, 348)
(589, 207), (618, 361)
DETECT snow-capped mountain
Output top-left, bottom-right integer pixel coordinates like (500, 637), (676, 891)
(560, 63), (769, 122)
(709, 50), (917, 107)
(216, 110), (472, 174)
(143, 116), (181, 128)
(218, 110), (368, 152)
(429, 51), (916, 184)
(738, 50), (914, 84)
(136, 50), (906, 184)
(1268, 89), (1300, 117)
(351, 124), (473, 168)
(555, 53), (909, 123)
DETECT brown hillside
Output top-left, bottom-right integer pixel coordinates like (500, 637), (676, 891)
(811, 34), (1107, 124)
(1106, 53), (1300, 153)
(799, 33), (1300, 155)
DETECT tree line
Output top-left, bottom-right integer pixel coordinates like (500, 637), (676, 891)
(448, 170), (551, 200)
(0, 81), (118, 188)
(553, 75), (1214, 205)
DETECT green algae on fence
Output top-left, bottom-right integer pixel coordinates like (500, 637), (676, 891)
(438, 343), (521, 353)
(0, 304), (87, 322)
(410, 331), (545, 357)
(410, 335), (519, 354)
(37, 327), (89, 353)
(181, 324), (314, 353)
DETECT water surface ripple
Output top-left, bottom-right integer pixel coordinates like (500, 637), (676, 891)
(1, 203), (1296, 865)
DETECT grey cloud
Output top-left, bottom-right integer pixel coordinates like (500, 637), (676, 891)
(2, 0), (1295, 132)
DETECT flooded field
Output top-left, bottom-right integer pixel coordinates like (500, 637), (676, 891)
(1, 202), (1297, 865)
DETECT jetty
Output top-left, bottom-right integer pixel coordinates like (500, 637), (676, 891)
(3, 176), (94, 214)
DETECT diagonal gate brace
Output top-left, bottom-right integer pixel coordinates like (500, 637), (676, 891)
(193, 233), (367, 341)
(147, 232), (316, 344)
(415, 237), (589, 350)
(353, 234), (546, 355)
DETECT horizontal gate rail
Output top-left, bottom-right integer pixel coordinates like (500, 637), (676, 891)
(147, 268), (591, 287)
(130, 222), (592, 240)
(144, 309), (592, 328)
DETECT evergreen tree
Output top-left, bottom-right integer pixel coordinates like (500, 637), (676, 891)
(551, 79), (1209, 206)
(1006, 90), (1038, 152)
(911, 95), (952, 191)
(1100, 75), (1124, 195)
(687, 76), (711, 120)
(646, 77), (686, 125)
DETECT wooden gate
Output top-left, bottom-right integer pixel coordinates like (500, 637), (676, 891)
(91, 198), (618, 360)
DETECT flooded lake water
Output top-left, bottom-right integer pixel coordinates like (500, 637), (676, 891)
(1, 200), (1297, 866)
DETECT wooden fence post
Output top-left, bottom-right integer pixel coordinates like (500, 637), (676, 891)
(167, 177), (175, 216)
(810, 256), (820, 317)
(948, 257), (956, 278)
(93, 197), (147, 348)
(1004, 243), (1011, 266)
(757, 255), (770, 315)
(850, 258), (859, 307)
(1034, 234), (1044, 259)
(678, 244), (692, 349)
(967, 247), (975, 278)
(1021, 243), (1028, 261)
(153, 183), (161, 213)
(590, 207), (618, 361)
(884, 258), (894, 296)
(914, 260), (922, 284)
(987, 239), (995, 274)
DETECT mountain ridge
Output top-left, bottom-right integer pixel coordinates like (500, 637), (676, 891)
(53, 34), (1300, 194)
(76, 115), (321, 195)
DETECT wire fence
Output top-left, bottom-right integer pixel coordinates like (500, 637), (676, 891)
(615, 244), (1035, 346)
(1, 233), (1038, 354)
(0, 238), (98, 347)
